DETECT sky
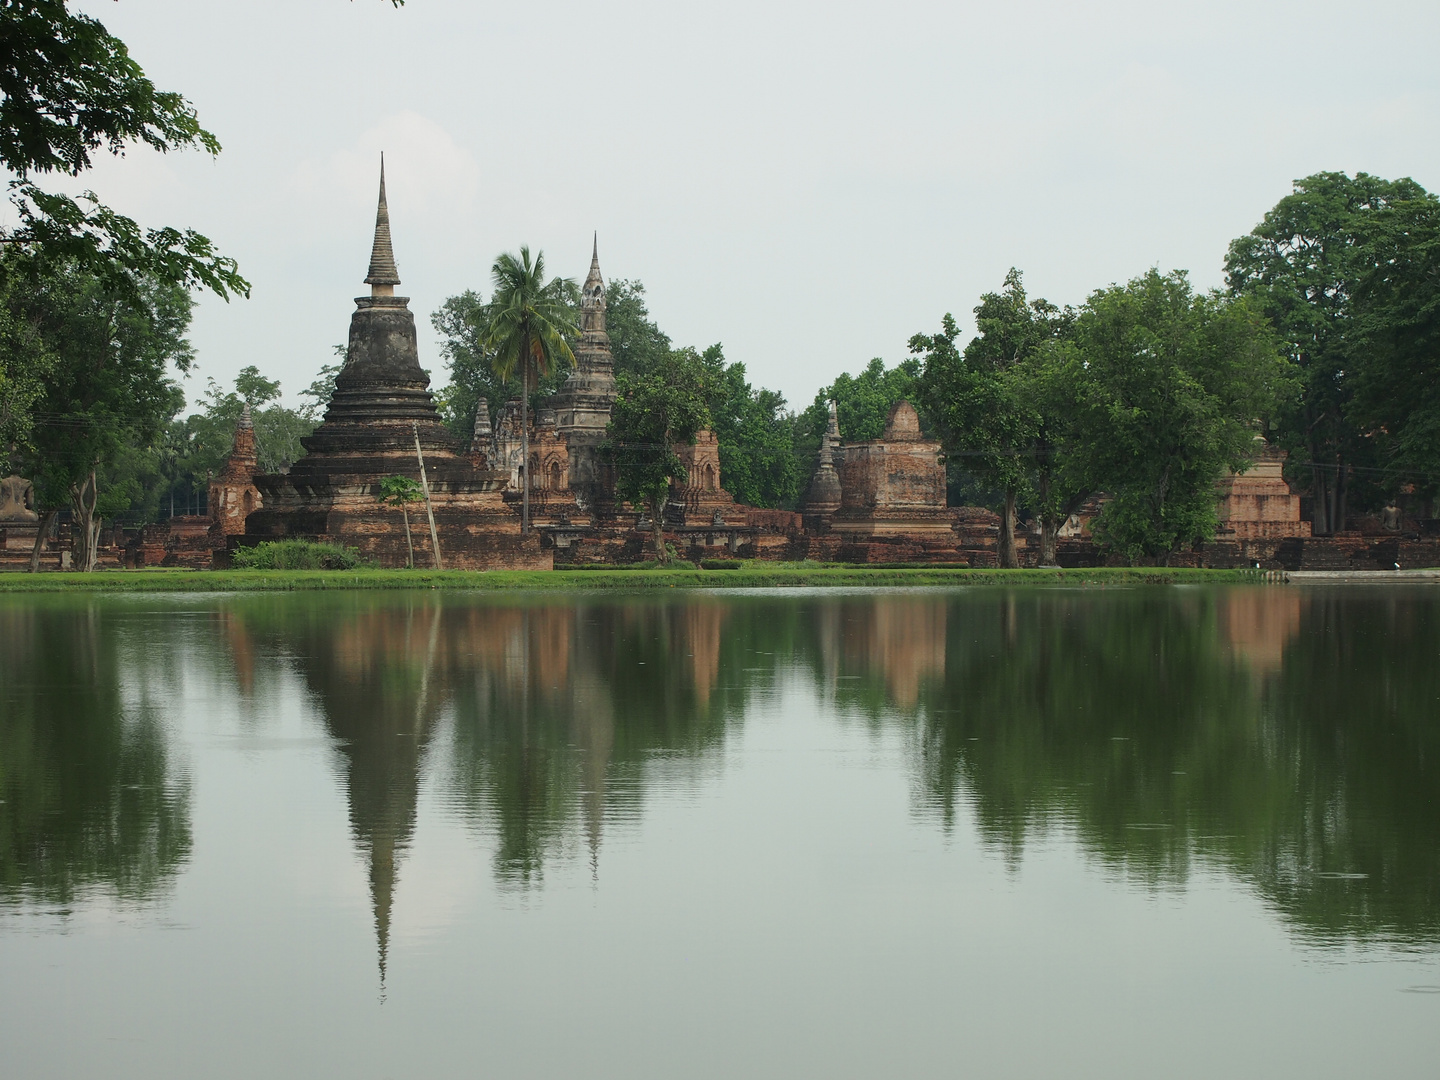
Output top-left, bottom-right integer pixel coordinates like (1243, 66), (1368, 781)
(43, 0), (1440, 413)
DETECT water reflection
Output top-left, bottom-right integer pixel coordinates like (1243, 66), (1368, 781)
(3, 586), (1436, 960)
(0, 599), (192, 907)
(880, 588), (1440, 947)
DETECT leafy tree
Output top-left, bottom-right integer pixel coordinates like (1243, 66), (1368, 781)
(912, 270), (1076, 566)
(1066, 269), (1292, 564)
(604, 348), (714, 561)
(1347, 192), (1440, 511)
(600, 282), (801, 507)
(376, 475), (421, 568)
(0, 251), (55, 470)
(479, 248), (578, 532)
(703, 349), (804, 509)
(299, 346), (345, 422)
(0, 1), (248, 299)
(173, 365), (313, 499)
(13, 259), (192, 570)
(797, 356), (921, 451)
(1225, 172), (1431, 532)
(604, 279), (674, 379)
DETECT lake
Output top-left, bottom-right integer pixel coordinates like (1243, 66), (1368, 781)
(1, 585), (1437, 1079)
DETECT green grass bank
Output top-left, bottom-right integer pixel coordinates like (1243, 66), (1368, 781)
(0, 565), (1258, 593)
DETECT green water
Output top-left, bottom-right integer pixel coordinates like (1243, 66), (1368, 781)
(0, 586), (1437, 1078)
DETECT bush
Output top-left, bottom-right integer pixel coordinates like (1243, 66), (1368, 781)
(231, 540), (365, 570)
(700, 559), (742, 570)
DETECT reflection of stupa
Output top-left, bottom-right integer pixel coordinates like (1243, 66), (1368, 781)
(1220, 589), (1301, 676)
(838, 597), (946, 708)
(290, 602), (448, 986)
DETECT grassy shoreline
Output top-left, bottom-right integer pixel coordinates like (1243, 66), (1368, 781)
(0, 565), (1259, 592)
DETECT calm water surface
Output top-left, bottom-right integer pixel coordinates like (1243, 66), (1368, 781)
(1, 585), (1438, 1079)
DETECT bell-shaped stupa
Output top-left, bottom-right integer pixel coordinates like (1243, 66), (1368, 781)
(238, 160), (548, 569)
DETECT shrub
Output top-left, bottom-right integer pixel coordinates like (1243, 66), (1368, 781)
(700, 559), (742, 570)
(231, 539), (365, 570)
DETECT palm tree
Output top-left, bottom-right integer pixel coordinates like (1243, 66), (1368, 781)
(480, 247), (578, 533)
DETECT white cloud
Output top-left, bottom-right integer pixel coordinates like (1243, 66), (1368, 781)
(292, 111), (481, 220)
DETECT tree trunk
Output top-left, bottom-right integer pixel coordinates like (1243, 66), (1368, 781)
(1038, 515), (1059, 567)
(998, 487), (1019, 569)
(28, 509), (57, 573)
(651, 491), (667, 562)
(401, 505), (414, 569)
(1336, 461), (1350, 533)
(70, 468), (101, 573)
(1311, 460), (1332, 536)
(520, 362), (530, 534)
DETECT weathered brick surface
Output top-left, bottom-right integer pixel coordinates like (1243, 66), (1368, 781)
(1214, 441), (1311, 540)
(832, 402), (952, 539)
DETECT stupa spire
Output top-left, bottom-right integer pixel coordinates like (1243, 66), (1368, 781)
(581, 232), (606, 332)
(364, 155), (401, 295)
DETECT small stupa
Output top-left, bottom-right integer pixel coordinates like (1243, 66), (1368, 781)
(803, 400), (843, 525)
(832, 400), (951, 537)
(240, 160), (548, 569)
(209, 404), (261, 542)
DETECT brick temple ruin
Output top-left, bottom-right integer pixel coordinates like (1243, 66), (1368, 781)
(233, 163), (547, 570)
(11, 161), (1425, 572)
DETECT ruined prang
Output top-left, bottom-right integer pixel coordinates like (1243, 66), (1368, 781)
(239, 159), (548, 569)
(552, 234), (618, 514)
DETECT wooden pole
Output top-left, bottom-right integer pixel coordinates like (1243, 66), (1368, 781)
(413, 422), (444, 570)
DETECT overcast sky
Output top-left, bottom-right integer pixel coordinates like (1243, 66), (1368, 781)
(51, 0), (1440, 413)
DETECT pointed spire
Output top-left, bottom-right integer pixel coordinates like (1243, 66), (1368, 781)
(581, 232), (606, 332)
(817, 400), (840, 467)
(472, 398), (491, 443)
(238, 402), (253, 430)
(371, 831), (395, 993)
(364, 155), (401, 293)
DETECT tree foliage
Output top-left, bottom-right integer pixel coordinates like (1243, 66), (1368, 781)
(175, 366), (314, 484)
(0, 1), (247, 297)
(1068, 270), (1291, 563)
(798, 356), (921, 451)
(479, 247), (578, 531)
(7, 255), (193, 567)
(1225, 172), (1435, 531)
(913, 269), (1076, 566)
(431, 290), (572, 440)
(1346, 191), (1440, 510)
(604, 349), (714, 560)
(703, 350), (804, 509)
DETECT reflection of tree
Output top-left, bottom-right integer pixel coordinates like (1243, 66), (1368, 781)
(446, 597), (779, 887)
(212, 586), (1440, 965)
(0, 599), (191, 906)
(844, 588), (1440, 947)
